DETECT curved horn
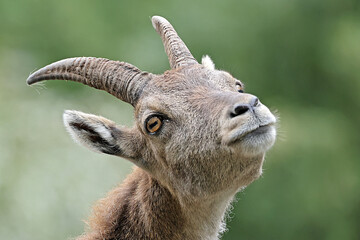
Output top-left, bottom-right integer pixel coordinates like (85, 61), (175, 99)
(152, 16), (198, 69)
(26, 57), (151, 105)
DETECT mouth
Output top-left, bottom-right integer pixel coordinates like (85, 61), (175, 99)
(228, 123), (275, 145)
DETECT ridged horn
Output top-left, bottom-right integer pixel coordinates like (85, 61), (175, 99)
(152, 16), (198, 69)
(26, 57), (152, 105)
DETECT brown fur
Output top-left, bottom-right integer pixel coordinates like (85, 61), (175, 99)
(27, 16), (277, 240)
(77, 168), (184, 240)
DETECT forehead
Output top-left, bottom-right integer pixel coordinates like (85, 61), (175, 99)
(151, 66), (239, 93)
(135, 66), (241, 115)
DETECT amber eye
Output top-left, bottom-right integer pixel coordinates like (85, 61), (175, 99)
(145, 116), (163, 134)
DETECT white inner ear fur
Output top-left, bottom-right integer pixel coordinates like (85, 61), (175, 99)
(63, 110), (116, 153)
(201, 55), (215, 70)
(93, 124), (113, 141)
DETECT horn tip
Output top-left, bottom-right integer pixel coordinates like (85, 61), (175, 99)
(151, 15), (168, 30)
(26, 72), (38, 85)
(26, 67), (46, 85)
(26, 58), (77, 86)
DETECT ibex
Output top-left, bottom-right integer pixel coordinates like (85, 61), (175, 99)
(27, 16), (276, 240)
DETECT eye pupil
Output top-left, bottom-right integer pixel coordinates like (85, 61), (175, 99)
(149, 121), (158, 129)
(146, 116), (162, 133)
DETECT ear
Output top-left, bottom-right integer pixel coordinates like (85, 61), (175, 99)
(63, 110), (143, 161)
(201, 55), (215, 70)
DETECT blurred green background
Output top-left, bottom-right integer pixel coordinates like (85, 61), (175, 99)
(1, 0), (359, 239)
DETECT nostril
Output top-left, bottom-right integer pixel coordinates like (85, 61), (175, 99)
(230, 104), (249, 118)
(251, 97), (259, 107)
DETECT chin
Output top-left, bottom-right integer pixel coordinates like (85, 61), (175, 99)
(236, 125), (276, 157)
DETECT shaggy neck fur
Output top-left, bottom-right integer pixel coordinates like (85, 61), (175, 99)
(26, 16), (277, 240)
(76, 167), (235, 240)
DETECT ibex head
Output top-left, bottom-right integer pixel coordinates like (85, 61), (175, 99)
(27, 16), (276, 201)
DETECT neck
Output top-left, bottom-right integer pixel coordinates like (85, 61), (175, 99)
(179, 190), (235, 240)
(77, 167), (235, 240)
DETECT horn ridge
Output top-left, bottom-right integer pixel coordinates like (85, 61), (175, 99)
(26, 57), (151, 105)
(151, 16), (198, 69)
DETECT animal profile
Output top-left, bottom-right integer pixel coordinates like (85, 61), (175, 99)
(27, 16), (277, 240)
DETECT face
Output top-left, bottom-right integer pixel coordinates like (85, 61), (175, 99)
(135, 64), (276, 198)
(27, 16), (276, 203)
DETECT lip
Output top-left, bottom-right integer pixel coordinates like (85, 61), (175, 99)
(229, 123), (275, 144)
